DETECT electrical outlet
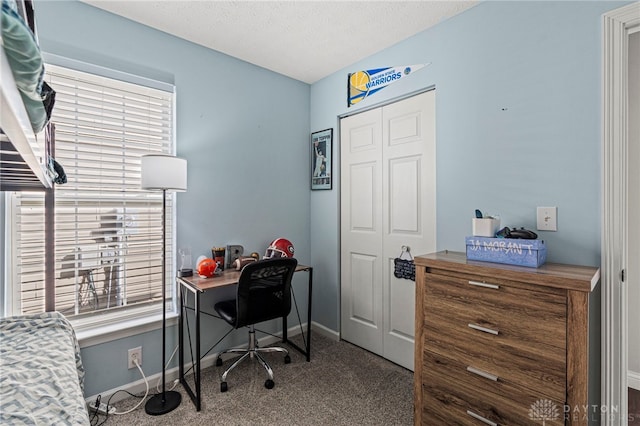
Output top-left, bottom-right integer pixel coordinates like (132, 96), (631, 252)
(128, 346), (142, 369)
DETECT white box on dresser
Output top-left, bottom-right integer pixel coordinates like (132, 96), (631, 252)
(414, 251), (601, 426)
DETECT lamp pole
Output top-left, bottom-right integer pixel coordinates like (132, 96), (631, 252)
(141, 155), (185, 416)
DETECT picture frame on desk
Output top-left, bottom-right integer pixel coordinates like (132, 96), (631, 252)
(311, 128), (332, 190)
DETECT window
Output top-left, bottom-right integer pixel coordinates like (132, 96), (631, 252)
(7, 60), (175, 333)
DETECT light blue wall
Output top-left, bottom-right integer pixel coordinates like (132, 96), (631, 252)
(34, 0), (310, 397)
(309, 1), (628, 331)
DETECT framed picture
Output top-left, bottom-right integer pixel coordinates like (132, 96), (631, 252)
(311, 128), (333, 190)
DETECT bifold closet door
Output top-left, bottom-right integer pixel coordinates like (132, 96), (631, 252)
(340, 90), (436, 370)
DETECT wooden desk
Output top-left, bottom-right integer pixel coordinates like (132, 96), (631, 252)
(177, 264), (313, 411)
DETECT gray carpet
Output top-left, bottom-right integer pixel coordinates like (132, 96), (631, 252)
(102, 331), (413, 425)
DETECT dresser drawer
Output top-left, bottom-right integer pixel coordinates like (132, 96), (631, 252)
(423, 272), (567, 360)
(422, 275), (566, 400)
(422, 351), (565, 425)
(424, 275), (567, 342)
(422, 351), (564, 425)
(423, 273), (567, 350)
(423, 316), (566, 400)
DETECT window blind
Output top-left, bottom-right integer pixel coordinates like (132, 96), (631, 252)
(10, 63), (175, 324)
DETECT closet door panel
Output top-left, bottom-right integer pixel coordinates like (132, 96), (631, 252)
(341, 108), (383, 354)
(382, 90), (436, 371)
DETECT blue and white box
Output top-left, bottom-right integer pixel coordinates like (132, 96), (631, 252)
(465, 236), (547, 268)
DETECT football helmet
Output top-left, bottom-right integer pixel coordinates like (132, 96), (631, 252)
(264, 238), (295, 259)
(196, 256), (217, 278)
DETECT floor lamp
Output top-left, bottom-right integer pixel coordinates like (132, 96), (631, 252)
(141, 154), (187, 415)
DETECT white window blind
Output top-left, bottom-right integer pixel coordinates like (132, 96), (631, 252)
(9, 63), (175, 327)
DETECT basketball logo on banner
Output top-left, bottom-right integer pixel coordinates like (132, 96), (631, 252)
(347, 64), (429, 107)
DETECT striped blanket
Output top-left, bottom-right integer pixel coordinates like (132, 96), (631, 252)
(0, 312), (89, 425)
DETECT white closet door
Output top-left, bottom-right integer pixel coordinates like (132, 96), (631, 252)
(340, 108), (384, 355)
(341, 90), (436, 370)
(381, 90), (436, 370)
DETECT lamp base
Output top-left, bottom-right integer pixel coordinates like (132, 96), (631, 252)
(145, 390), (181, 415)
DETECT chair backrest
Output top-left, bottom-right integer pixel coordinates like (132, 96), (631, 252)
(235, 257), (298, 328)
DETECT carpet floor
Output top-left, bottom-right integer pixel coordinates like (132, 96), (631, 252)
(99, 331), (414, 425)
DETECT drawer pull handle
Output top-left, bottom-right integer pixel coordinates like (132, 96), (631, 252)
(466, 365), (499, 382)
(468, 323), (499, 335)
(466, 410), (498, 426)
(468, 280), (500, 290)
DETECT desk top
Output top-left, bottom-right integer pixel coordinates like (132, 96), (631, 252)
(177, 264), (311, 292)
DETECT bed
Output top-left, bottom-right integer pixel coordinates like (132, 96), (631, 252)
(0, 312), (90, 425)
(1, 0), (56, 191)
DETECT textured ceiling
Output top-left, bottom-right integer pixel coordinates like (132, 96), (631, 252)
(79, 1), (478, 84)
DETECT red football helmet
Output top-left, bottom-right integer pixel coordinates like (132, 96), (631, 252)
(264, 238), (295, 259)
(196, 257), (217, 278)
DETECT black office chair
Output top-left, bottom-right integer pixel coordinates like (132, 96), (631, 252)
(213, 257), (298, 392)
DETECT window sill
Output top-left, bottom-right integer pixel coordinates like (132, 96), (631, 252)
(75, 311), (179, 349)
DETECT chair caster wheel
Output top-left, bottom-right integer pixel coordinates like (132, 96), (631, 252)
(284, 355), (291, 364)
(215, 357), (223, 366)
(220, 382), (228, 392)
(265, 379), (274, 389)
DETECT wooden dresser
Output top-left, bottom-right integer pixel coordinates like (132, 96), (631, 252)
(414, 251), (600, 426)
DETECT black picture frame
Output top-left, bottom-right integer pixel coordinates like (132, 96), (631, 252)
(311, 128), (333, 190)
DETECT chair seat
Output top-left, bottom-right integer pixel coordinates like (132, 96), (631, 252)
(215, 293), (289, 328)
(214, 300), (237, 325)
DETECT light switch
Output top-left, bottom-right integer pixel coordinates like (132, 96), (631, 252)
(536, 207), (557, 231)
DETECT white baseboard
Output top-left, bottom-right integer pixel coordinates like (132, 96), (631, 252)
(310, 321), (339, 341)
(629, 370), (640, 391)
(85, 322), (318, 406)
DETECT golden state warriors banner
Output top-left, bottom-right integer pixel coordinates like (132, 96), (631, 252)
(348, 64), (429, 107)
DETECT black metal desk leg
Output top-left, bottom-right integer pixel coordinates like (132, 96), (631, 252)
(306, 268), (312, 362)
(178, 286), (201, 411)
(282, 267), (312, 362)
(195, 291), (201, 411)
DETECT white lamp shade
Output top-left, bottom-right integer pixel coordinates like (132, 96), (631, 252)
(141, 155), (187, 191)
